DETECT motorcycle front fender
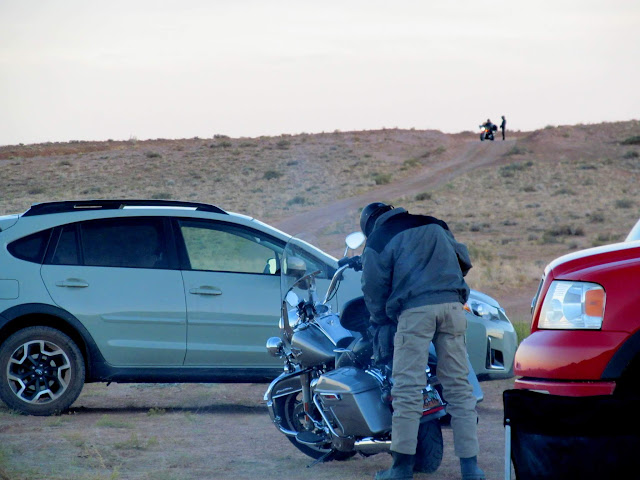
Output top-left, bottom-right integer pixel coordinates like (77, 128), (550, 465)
(263, 368), (305, 434)
(264, 369), (304, 400)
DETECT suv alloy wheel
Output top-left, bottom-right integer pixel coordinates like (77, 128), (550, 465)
(0, 326), (85, 415)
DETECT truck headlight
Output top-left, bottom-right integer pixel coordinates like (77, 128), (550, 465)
(538, 281), (605, 329)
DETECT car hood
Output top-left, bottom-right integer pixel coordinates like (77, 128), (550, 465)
(341, 270), (502, 309)
(468, 289), (501, 308)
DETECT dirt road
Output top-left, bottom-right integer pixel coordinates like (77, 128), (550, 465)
(0, 378), (515, 480)
(274, 139), (516, 239)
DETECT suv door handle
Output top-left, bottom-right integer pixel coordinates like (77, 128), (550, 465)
(189, 286), (222, 296)
(56, 279), (90, 288)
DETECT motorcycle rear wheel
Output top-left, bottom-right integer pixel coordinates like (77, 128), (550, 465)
(414, 420), (443, 473)
(277, 392), (356, 461)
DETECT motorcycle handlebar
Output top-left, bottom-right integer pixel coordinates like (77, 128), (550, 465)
(338, 255), (362, 271)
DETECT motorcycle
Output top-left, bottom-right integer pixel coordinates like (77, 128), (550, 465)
(479, 124), (496, 141)
(263, 232), (449, 473)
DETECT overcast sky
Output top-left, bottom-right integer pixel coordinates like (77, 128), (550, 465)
(1, 0), (638, 146)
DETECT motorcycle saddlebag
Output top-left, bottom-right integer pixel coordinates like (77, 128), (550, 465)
(315, 366), (392, 436)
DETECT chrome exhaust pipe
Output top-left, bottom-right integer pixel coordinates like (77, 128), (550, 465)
(354, 438), (391, 455)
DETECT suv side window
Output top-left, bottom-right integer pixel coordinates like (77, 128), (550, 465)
(177, 219), (281, 274)
(82, 217), (168, 269)
(48, 217), (170, 269)
(7, 229), (52, 263)
(51, 224), (81, 265)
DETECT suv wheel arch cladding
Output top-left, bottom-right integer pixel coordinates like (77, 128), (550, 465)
(0, 303), (105, 381)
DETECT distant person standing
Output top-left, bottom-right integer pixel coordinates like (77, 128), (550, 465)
(500, 116), (507, 140)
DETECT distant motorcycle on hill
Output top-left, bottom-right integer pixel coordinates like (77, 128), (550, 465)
(479, 123), (497, 141)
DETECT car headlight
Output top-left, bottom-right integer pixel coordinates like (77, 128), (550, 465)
(464, 299), (500, 321)
(538, 281), (605, 330)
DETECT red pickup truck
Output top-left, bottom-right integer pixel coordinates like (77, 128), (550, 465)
(514, 219), (640, 396)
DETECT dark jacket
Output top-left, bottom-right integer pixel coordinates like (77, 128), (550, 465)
(361, 208), (472, 326)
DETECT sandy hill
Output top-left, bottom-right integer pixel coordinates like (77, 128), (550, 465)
(1, 120), (639, 322)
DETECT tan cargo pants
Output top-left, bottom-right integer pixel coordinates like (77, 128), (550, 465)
(390, 302), (479, 458)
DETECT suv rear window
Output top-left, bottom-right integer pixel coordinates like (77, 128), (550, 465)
(51, 225), (81, 265)
(7, 229), (52, 263)
(49, 217), (170, 269)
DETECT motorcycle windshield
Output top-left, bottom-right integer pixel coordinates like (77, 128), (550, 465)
(280, 235), (322, 310)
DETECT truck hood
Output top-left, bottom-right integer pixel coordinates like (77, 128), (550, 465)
(545, 240), (640, 279)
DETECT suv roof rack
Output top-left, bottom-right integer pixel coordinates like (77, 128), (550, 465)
(23, 200), (228, 217)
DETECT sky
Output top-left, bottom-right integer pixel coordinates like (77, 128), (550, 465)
(1, 0), (639, 146)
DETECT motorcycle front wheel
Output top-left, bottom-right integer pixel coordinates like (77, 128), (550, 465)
(414, 420), (443, 473)
(276, 392), (356, 461)
(479, 133), (485, 141)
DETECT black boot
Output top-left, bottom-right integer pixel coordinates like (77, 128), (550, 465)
(460, 456), (485, 480)
(374, 451), (415, 480)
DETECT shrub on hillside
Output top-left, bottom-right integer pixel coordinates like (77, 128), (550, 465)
(499, 161), (533, 177)
(276, 139), (291, 150)
(372, 172), (392, 185)
(506, 145), (527, 156)
(615, 198), (634, 209)
(263, 170), (283, 180)
(621, 136), (640, 145)
(541, 225), (585, 244)
(287, 196), (306, 206)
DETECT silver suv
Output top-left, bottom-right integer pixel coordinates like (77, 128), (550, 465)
(0, 200), (516, 415)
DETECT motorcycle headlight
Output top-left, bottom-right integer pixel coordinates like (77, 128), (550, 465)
(266, 337), (284, 357)
(464, 299), (500, 321)
(538, 281), (605, 330)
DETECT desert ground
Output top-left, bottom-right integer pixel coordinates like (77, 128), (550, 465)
(0, 120), (639, 479)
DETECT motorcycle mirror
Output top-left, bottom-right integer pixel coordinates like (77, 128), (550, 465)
(345, 231), (365, 251)
(285, 290), (299, 307)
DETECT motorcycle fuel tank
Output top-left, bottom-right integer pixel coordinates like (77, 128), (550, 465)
(315, 367), (392, 436)
(291, 314), (354, 368)
(291, 324), (337, 367)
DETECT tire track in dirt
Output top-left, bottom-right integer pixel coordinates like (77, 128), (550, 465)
(274, 139), (516, 237)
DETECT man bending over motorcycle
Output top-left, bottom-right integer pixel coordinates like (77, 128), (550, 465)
(359, 203), (485, 480)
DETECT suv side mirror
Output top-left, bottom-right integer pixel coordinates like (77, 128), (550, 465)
(284, 256), (307, 277)
(266, 258), (278, 274)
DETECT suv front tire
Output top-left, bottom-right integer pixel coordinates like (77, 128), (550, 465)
(0, 326), (85, 415)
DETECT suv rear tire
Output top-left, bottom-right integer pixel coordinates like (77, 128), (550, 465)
(0, 326), (85, 415)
